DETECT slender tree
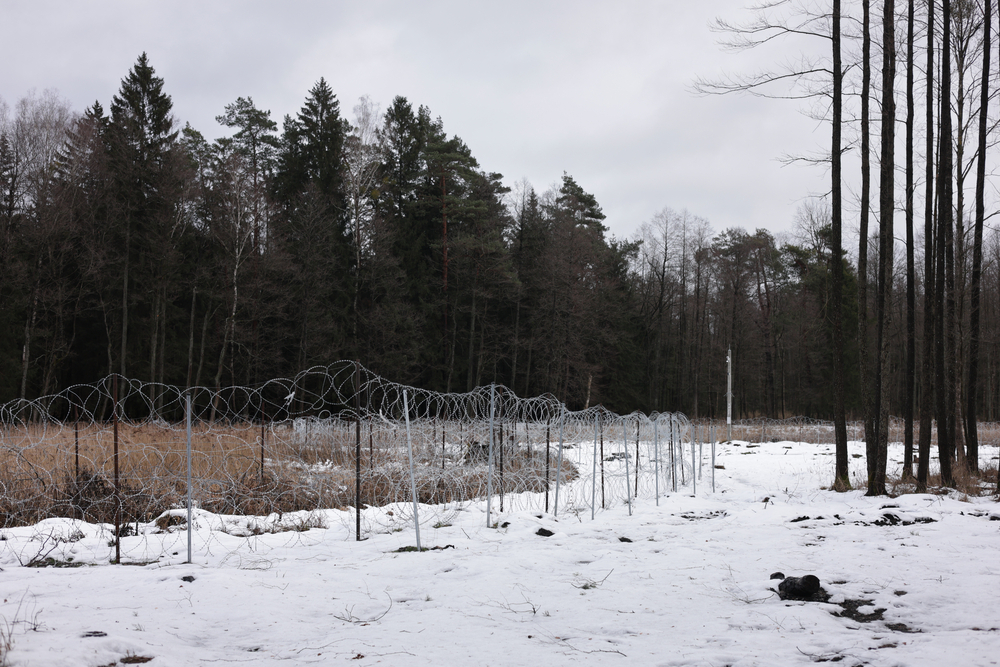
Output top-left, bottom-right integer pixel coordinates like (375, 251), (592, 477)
(869, 0), (896, 497)
(936, 0), (955, 488)
(917, 0), (936, 490)
(966, 0), (990, 474)
(858, 0), (875, 479)
(832, 0), (850, 490)
(903, 0), (916, 479)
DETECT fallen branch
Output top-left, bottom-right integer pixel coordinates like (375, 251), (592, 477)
(333, 592), (393, 624)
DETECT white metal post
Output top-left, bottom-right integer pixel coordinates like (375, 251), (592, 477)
(186, 392), (192, 564)
(711, 425), (716, 493)
(403, 390), (421, 549)
(691, 439), (697, 496)
(670, 417), (677, 492)
(554, 410), (565, 516)
(622, 420), (632, 516)
(591, 416), (598, 519)
(654, 418), (660, 505)
(698, 425), (703, 480)
(486, 386), (495, 526)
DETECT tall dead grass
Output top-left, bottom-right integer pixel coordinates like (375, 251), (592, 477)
(705, 417), (1000, 452)
(0, 420), (577, 527)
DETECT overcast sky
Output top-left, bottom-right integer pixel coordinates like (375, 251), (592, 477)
(2, 1), (833, 242)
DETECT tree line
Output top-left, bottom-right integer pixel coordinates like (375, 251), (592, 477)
(3, 23), (1000, 498)
(698, 0), (1000, 492)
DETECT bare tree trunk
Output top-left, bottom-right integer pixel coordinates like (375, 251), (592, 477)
(833, 0), (850, 490)
(917, 0), (936, 492)
(903, 0), (916, 479)
(511, 298), (521, 390)
(446, 294), (457, 393)
(858, 0), (876, 467)
(148, 287), (160, 408)
(523, 337), (533, 397)
(869, 0), (896, 497)
(937, 0), (955, 488)
(966, 0), (990, 474)
(466, 276), (478, 392)
(19, 281), (40, 400)
(210, 319), (229, 423)
(195, 306), (210, 389)
(157, 287), (167, 411)
(476, 304), (487, 389)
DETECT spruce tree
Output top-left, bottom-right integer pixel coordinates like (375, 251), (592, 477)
(106, 53), (181, 381)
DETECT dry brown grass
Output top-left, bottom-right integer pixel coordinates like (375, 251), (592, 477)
(705, 417), (1000, 453)
(0, 420), (578, 527)
(885, 461), (1000, 498)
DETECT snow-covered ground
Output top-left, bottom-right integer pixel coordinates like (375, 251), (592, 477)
(1, 439), (999, 666)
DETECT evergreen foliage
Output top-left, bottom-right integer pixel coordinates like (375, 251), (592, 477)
(6, 48), (1000, 432)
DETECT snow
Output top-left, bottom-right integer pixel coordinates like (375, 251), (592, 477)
(1, 438), (999, 666)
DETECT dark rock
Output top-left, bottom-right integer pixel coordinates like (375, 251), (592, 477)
(777, 574), (829, 602)
(181, 575), (195, 582)
(535, 528), (554, 537)
(770, 572), (785, 580)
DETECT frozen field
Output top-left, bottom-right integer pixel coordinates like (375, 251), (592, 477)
(1, 438), (998, 666)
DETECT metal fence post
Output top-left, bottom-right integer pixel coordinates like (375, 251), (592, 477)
(622, 419), (632, 516)
(554, 410), (566, 516)
(654, 417), (660, 505)
(186, 392), (193, 564)
(402, 390), (421, 550)
(591, 415), (598, 519)
(487, 386), (495, 526)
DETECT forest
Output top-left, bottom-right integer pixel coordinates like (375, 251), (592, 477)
(2, 1), (1000, 495)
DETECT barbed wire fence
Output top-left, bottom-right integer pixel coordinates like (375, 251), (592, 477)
(0, 362), (711, 564)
